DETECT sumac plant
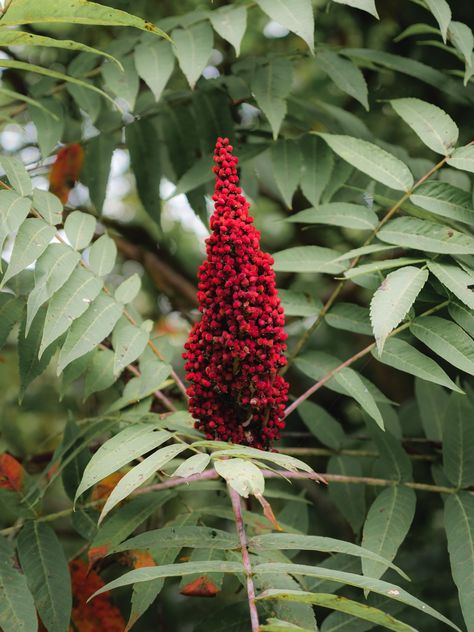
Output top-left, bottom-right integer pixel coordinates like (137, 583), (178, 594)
(0, 1), (473, 631)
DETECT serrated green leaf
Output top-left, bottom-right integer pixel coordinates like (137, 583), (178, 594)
(296, 352), (384, 428)
(272, 140), (302, 208)
(0, 156), (32, 196)
(447, 144), (474, 173)
(258, 591), (416, 632)
(26, 243), (80, 334)
(32, 189), (63, 225)
(325, 302), (372, 335)
(361, 487), (416, 581)
(17, 522), (71, 632)
(332, 0), (379, 19)
(0, 219), (55, 289)
(172, 22), (214, 89)
(289, 203), (377, 230)
(410, 316), (474, 376)
(448, 21), (473, 68)
(209, 5), (247, 56)
(88, 234), (117, 276)
(252, 58), (293, 139)
(57, 293), (123, 373)
(255, 0), (314, 52)
(415, 378), (448, 441)
(99, 444), (188, 522)
(318, 50), (368, 109)
(410, 180), (474, 225)
(172, 453), (211, 479)
(425, 0), (451, 42)
(299, 135), (334, 206)
(64, 211), (96, 250)
(373, 338), (462, 393)
(370, 266), (428, 352)
(428, 261), (474, 310)
(344, 258), (426, 280)
(75, 425), (171, 501)
(442, 392), (474, 489)
(297, 400), (345, 450)
(251, 534), (407, 578)
(273, 246), (347, 274)
(253, 563), (461, 631)
(112, 317), (149, 375)
(390, 98), (458, 155)
(115, 274), (141, 304)
(40, 267), (103, 356)
(134, 39), (175, 101)
(448, 300), (474, 338)
(0, 190), (31, 256)
(444, 493), (474, 632)
(126, 118), (162, 224)
(378, 217), (474, 254)
(0, 535), (37, 632)
(318, 134), (414, 192)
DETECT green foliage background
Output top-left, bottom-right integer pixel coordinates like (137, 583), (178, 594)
(0, 0), (473, 631)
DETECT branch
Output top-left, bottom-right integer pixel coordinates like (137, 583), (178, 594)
(283, 154), (451, 371)
(283, 299), (449, 418)
(229, 486), (260, 632)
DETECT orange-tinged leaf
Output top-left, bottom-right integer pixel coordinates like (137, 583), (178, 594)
(91, 472), (125, 508)
(49, 143), (84, 203)
(0, 453), (24, 491)
(87, 544), (109, 568)
(180, 575), (220, 598)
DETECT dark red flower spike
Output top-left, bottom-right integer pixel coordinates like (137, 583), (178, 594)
(183, 137), (289, 449)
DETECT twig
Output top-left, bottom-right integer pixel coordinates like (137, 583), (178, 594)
(229, 486), (260, 632)
(283, 299), (449, 418)
(282, 154), (451, 372)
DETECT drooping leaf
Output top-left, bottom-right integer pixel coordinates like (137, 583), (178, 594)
(410, 181), (474, 225)
(75, 425), (171, 501)
(370, 266), (428, 352)
(361, 487), (416, 581)
(29, 98), (64, 159)
(172, 22), (214, 89)
(278, 289), (322, 317)
(39, 267), (103, 356)
(102, 56), (139, 110)
(64, 211), (96, 250)
(0, 219), (55, 289)
(390, 98), (458, 155)
(299, 135), (334, 206)
(26, 243), (80, 334)
(99, 444), (188, 522)
(410, 316), (474, 376)
(0, 190), (31, 256)
(448, 301), (474, 338)
(415, 379), (448, 442)
(17, 522), (72, 632)
(252, 58), (293, 139)
(368, 422), (412, 482)
(134, 39), (175, 101)
(258, 591), (416, 632)
(255, 0), (314, 52)
(318, 50), (368, 109)
(0, 293), (24, 350)
(378, 217), (474, 255)
(82, 133), (116, 212)
(272, 140), (302, 208)
(273, 246), (347, 274)
(332, 0), (379, 19)
(214, 458), (265, 498)
(425, 0), (451, 42)
(327, 456), (366, 534)
(0, 535), (37, 632)
(209, 5), (247, 56)
(448, 21), (474, 69)
(126, 118), (162, 224)
(444, 493), (474, 632)
(83, 347), (115, 399)
(32, 189), (63, 226)
(88, 234), (117, 277)
(297, 400), (345, 450)
(373, 338), (462, 393)
(318, 134), (414, 192)
(112, 317), (149, 376)
(442, 392), (474, 489)
(1, 0), (169, 38)
(288, 203), (377, 230)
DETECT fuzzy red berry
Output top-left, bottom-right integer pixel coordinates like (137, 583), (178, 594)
(183, 137), (289, 449)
